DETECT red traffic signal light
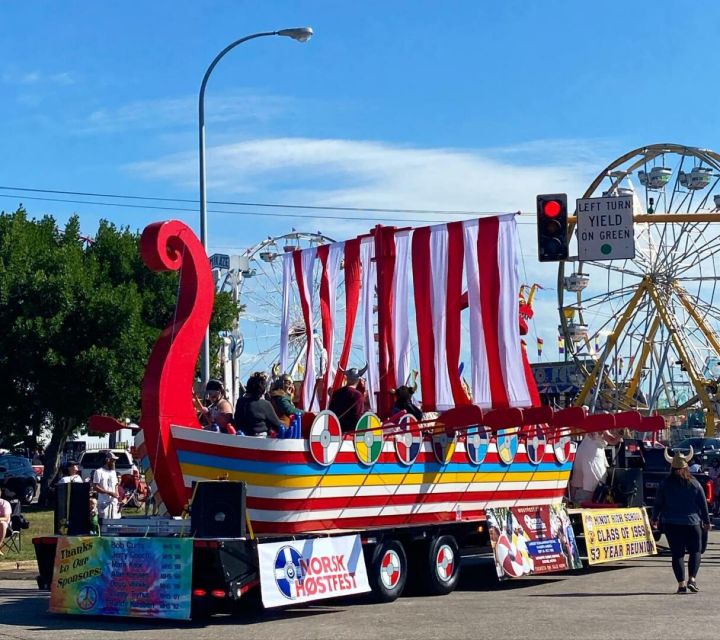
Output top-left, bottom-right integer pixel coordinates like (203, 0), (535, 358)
(543, 200), (562, 218)
(536, 193), (568, 262)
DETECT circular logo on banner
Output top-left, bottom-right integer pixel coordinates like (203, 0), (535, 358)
(465, 425), (490, 465)
(496, 432), (518, 465)
(76, 585), (98, 611)
(432, 430), (457, 464)
(308, 410), (342, 466)
(354, 412), (384, 465)
(394, 414), (422, 465)
(380, 549), (402, 589)
(553, 435), (572, 464)
(274, 545), (304, 600)
(436, 544), (455, 582)
(525, 424), (546, 465)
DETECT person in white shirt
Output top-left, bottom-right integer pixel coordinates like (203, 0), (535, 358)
(570, 430), (623, 505)
(57, 461), (83, 484)
(92, 451), (120, 520)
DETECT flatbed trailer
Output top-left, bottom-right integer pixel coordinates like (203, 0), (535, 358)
(34, 515), (491, 617)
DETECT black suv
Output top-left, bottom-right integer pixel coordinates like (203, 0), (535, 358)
(0, 454), (37, 504)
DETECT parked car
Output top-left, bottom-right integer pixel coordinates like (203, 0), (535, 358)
(673, 437), (720, 454)
(78, 449), (137, 482)
(0, 454), (38, 505)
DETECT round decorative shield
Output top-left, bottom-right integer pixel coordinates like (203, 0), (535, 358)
(394, 414), (422, 465)
(496, 432), (518, 465)
(525, 424), (546, 465)
(495, 532), (525, 578)
(308, 410), (342, 466)
(553, 434), (572, 464)
(432, 429), (456, 464)
(465, 425), (490, 465)
(354, 412), (384, 466)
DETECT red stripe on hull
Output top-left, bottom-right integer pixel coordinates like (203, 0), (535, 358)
(246, 487), (565, 512)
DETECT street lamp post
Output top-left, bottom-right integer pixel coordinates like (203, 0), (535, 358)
(198, 27), (313, 386)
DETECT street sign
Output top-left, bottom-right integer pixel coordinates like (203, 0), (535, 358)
(209, 253), (230, 270)
(576, 195), (635, 261)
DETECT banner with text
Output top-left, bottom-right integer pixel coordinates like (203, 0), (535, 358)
(49, 536), (192, 620)
(258, 534), (370, 608)
(486, 504), (583, 579)
(580, 507), (656, 565)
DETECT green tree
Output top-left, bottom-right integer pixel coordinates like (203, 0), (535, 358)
(0, 209), (236, 499)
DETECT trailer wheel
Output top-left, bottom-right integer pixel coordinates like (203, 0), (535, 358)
(368, 539), (407, 602)
(421, 535), (460, 596)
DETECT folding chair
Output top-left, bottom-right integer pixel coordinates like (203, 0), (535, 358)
(0, 500), (23, 555)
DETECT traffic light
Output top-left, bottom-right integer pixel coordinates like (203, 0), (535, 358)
(536, 193), (569, 262)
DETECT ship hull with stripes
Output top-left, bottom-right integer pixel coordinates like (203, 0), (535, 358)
(136, 424), (574, 536)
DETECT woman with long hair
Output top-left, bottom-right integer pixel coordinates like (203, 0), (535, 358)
(233, 372), (283, 437)
(651, 446), (710, 593)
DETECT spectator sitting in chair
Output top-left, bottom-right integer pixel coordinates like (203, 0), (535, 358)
(569, 430), (623, 505)
(0, 496), (11, 555)
(57, 460), (83, 484)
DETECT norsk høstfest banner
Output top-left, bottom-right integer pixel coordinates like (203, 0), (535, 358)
(49, 536), (193, 620)
(580, 507), (657, 565)
(258, 534), (370, 607)
(486, 504), (583, 579)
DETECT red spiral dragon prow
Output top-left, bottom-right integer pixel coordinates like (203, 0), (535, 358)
(139, 220), (215, 515)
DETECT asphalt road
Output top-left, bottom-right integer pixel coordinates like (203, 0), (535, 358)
(3, 535), (720, 640)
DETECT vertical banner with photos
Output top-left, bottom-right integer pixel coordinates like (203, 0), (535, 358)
(486, 504), (583, 579)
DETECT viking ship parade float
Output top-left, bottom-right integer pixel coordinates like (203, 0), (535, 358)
(33, 215), (662, 620)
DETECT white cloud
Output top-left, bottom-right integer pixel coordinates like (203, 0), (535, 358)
(128, 135), (606, 239)
(76, 92), (294, 133)
(1, 70), (74, 86)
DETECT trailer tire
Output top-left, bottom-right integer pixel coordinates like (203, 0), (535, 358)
(421, 535), (460, 596)
(367, 539), (407, 602)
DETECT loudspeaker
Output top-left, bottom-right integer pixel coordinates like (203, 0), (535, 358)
(190, 481), (247, 538)
(55, 482), (91, 535)
(611, 468), (644, 508)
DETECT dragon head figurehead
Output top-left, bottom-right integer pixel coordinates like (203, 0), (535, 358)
(519, 284), (539, 336)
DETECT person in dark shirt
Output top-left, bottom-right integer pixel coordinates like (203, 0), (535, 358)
(328, 366), (367, 433)
(391, 385), (422, 421)
(651, 446), (710, 594)
(234, 372), (283, 437)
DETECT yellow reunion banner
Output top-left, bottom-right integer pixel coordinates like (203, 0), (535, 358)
(580, 508), (657, 565)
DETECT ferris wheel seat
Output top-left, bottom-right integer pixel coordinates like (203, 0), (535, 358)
(638, 167), (672, 190)
(564, 273), (590, 292)
(566, 323), (589, 342)
(259, 251), (277, 263)
(679, 167), (713, 190)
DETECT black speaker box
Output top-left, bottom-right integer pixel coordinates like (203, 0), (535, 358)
(190, 481), (247, 538)
(611, 468), (644, 508)
(55, 482), (91, 535)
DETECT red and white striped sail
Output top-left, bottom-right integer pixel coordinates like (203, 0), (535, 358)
(279, 214), (531, 413)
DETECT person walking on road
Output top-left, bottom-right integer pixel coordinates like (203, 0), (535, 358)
(651, 446), (711, 594)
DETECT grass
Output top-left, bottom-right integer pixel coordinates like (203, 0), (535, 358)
(1, 505), (54, 564)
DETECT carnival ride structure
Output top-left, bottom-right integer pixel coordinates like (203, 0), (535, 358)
(118, 217), (661, 537)
(558, 144), (720, 434)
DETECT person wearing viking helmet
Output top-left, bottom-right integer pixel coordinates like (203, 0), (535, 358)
(328, 365), (368, 433)
(391, 379), (422, 421)
(652, 446), (711, 594)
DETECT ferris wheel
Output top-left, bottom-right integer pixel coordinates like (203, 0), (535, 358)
(234, 230), (366, 384)
(558, 144), (720, 434)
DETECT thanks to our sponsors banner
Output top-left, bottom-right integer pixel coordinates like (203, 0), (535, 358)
(49, 536), (192, 620)
(258, 534), (370, 608)
(580, 508), (656, 565)
(486, 504), (583, 580)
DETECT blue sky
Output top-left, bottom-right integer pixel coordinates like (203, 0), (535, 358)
(2, 1), (720, 360)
